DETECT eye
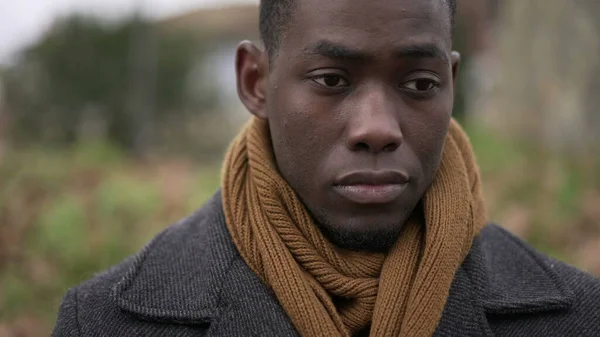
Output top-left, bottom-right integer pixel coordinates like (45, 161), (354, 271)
(402, 78), (439, 92)
(312, 74), (349, 88)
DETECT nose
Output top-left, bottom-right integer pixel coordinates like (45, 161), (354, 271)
(345, 87), (403, 153)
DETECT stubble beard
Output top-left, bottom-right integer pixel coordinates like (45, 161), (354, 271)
(308, 201), (422, 253)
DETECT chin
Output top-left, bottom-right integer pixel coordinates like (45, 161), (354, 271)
(302, 191), (422, 252)
(313, 212), (409, 253)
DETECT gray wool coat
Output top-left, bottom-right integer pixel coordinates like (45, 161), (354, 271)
(52, 191), (600, 337)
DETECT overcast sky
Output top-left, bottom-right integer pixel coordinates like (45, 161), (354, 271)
(0, 0), (258, 64)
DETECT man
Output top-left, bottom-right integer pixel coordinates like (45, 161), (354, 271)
(53, 0), (600, 336)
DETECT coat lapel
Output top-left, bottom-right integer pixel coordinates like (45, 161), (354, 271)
(435, 225), (575, 336)
(113, 192), (297, 336)
(202, 257), (298, 337)
(112, 192), (575, 336)
(434, 245), (494, 336)
(476, 225), (576, 316)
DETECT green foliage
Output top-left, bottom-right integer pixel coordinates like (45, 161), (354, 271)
(35, 196), (88, 262)
(464, 124), (523, 174)
(556, 167), (584, 220)
(466, 124), (599, 265)
(1, 271), (34, 320)
(93, 174), (161, 239)
(185, 164), (222, 213)
(71, 140), (126, 169)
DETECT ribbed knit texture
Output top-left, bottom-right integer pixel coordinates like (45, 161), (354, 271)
(221, 117), (487, 337)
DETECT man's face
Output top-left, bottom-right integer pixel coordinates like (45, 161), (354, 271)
(238, 0), (458, 251)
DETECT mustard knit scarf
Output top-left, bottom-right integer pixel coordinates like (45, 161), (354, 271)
(222, 117), (486, 337)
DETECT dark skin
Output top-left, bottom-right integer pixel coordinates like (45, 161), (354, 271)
(236, 0), (460, 252)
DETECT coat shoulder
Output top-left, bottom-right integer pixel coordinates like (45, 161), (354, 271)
(480, 224), (600, 296)
(479, 224), (600, 336)
(52, 192), (224, 337)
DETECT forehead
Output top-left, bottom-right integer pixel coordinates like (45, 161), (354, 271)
(280, 0), (451, 57)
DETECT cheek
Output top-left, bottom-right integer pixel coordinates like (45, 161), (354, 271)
(404, 100), (452, 174)
(268, 91), (333, 188)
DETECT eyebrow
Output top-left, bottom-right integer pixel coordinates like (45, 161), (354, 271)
(397, 44), (449, 63)
(303, 40), (449, 63)
(303, 40), (368, 60)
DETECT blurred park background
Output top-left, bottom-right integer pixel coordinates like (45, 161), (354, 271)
(1, 0), (600, 335)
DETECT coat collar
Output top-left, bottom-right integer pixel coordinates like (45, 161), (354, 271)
(113, 191), (574, 335)
(113, 192), (297, 335)
(476, 224), (575, 315)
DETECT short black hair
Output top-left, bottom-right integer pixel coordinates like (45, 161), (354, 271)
(259, 0), (457, 59)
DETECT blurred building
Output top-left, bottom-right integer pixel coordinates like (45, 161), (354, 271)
(157, 5), (259, 125)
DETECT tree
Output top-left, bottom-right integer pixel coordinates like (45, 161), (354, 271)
(5, 14), (215, 154)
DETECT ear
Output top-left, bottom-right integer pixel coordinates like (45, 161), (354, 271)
(235, 41), (269, 119)
(450, 51), (461, 94)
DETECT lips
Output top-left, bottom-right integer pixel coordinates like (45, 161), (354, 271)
(333, 170), (410, 204)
